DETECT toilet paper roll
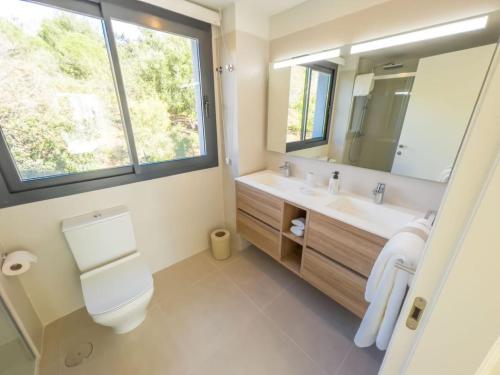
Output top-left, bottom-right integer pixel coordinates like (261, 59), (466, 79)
(1, 251), (37, 276)
(210, 229), (231, 260)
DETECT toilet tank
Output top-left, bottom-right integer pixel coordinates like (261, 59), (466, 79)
(62, 206), (137, 273)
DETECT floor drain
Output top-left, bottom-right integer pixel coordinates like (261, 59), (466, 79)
(64, 342), (93, 367)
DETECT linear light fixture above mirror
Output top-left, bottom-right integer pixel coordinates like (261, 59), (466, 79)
(350, 15), (488, 54)
(273, 48), (341, 69)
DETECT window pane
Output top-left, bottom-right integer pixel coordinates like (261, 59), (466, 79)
(112, 20), (205, 164)
(287, 65), (306, 143)
(0, 0), (130, 181)
(305, 70), (331, 140)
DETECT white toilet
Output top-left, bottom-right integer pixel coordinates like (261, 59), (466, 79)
(62, 206), (154, 334)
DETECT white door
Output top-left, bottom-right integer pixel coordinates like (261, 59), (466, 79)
(403, 155), (500, 374)
(391, 44), (495, 181)
(380, 45), (500, 375)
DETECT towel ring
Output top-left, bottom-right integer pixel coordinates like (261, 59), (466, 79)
(395, 260), (416, 275)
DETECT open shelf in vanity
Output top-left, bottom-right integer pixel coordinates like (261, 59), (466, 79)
(280, 202), (307, 275)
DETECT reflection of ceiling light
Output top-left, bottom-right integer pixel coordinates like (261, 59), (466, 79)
(350, 16), (488, 54)
(395, 91), (410, 96)
(273, 49), (341, 69)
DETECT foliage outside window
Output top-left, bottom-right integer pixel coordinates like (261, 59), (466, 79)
(286, 64), (336, 152)
(0, 0), (217, 207)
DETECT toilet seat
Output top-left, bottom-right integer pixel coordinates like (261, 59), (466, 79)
(80, 252), (153, 316)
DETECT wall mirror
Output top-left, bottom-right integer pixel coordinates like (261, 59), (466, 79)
(267, 11), (500, 183)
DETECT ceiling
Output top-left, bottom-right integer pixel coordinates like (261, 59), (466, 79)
(190, 0), (307, 16)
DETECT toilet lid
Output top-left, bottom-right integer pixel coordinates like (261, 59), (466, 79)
(80, 252), (153, 316)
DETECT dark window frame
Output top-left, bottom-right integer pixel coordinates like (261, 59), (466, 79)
(286, 62), (337, 153)
(0, 0), (218, 208)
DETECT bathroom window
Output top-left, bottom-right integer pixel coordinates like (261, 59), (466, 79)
(286, 63), (336, 152)
(111, 20), (206, 165)
(0, 0), (217, 207)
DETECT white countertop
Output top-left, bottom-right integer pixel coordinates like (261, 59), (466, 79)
(236, 170), (425, 239)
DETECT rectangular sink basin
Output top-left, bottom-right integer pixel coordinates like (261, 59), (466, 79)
(326, 195), (418, 234)
(246, 172), (304, 191)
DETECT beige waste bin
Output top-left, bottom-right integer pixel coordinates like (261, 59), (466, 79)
(210, 229), (231, 260)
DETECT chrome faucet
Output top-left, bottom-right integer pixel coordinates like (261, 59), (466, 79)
(372, 183), (386, 204)
(279, 161), (291, 177)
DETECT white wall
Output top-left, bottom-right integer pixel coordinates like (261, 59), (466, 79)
(269, 0), (500, 61)
(0, 167), (225, 325)
(0, 25), (229, 326)
(266, 0), (500, 212)
(270, 0), (391, 40)
(217, 4), (270, 251)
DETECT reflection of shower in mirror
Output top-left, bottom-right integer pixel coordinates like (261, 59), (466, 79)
(347, 66), (415, 168)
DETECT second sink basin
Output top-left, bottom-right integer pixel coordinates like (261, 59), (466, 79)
(326, 195), (417, 233)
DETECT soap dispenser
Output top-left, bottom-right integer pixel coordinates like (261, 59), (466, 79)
(328, 171), (340, 194)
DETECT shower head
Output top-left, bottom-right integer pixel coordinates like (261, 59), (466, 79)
(382, 62), (404, 70)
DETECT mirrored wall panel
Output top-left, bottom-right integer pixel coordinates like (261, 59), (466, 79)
(267, 11), (500, 182)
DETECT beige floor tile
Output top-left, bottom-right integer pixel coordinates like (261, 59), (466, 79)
(264, 277), (360, 374)
(222, 246), (300, 308)
(38, 248), (384, 375)
(157, 272), (261, 373)
(153, 250), (220, 301)
(189, 314), (326, 375)
(55, 306), (187, 375)
(336, 345), (385, 375)
(39, 359), (59, 375)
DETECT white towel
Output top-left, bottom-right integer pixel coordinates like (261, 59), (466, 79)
(290, 225), (304, 237)
(354, 219), (430, 350)
(365, 219), (430, 302)
(291, 217), (305, 229)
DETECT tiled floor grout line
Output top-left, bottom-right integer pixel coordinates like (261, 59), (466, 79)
(221, 266), (329, 375)
(261, 312), (330, 375)
(333, 343), (355, 375)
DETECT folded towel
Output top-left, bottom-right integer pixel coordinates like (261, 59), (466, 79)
(290, 225), (304, 237)
(354, 219), (430, 350)
(291, 217), (305, 229)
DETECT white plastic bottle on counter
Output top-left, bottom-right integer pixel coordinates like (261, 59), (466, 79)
(328, 171), (340, 194)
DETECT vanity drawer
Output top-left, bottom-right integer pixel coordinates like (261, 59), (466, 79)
(237, 209), (280, 260)
(307, 211), (386, 277)
(301, 248), (367, 318)
(236, 182), (283, 230)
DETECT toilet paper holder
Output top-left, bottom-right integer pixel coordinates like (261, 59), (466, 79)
(1, 250), (38, 276)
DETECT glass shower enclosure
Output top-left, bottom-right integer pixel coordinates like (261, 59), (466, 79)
(0, 297), (35, 375)
(345, 74), (414, 171)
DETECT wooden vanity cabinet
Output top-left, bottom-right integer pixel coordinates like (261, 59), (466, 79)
(236, 210), (280, 260)
(236, 182), (282, 230)
(307, 211), (386, 278)
(301, 248), (368, 318)
(235, 181), (387, 318)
